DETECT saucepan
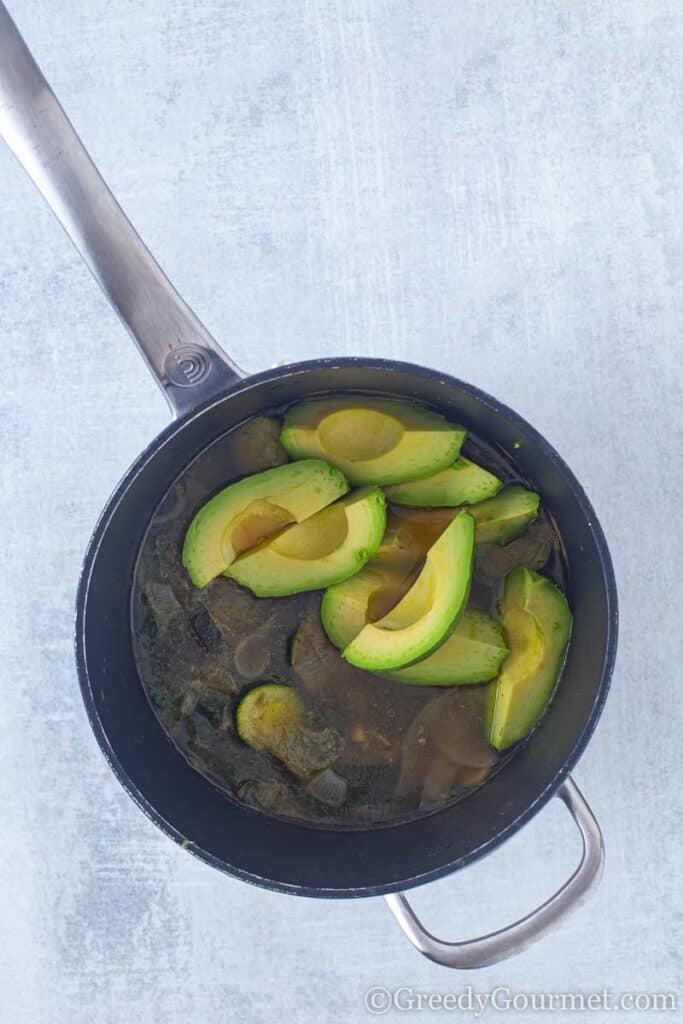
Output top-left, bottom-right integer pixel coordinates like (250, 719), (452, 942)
(0, 3), (617, 968)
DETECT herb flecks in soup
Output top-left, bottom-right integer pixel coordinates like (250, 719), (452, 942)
(132, 402), (571, 826)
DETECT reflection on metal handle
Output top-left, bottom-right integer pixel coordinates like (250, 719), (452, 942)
(0, 2), (243, 417)
(385, 777), (604, 969)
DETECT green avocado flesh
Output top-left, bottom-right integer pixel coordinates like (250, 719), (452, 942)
(341, 509), (474, 672)
(385, 457), (503, 507)
(182, 459), (348, 587)
(384, 611), (507, 685)
(227, 487), (387, 597)
(236, 684), (343, 778)
(469, 484), (540, 545)
(322, 571), (508, 685)
(488, 568), (572, 751)
(280, 397), (465, 486)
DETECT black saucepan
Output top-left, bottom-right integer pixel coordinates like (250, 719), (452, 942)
(0, 4), (617, 968)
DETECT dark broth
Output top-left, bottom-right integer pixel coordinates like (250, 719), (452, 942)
(131, 406), (567, 828)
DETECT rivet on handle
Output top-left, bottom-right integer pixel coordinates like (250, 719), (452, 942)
(0, 1), (244, 419)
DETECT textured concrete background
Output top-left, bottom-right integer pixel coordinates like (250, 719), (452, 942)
(0, 1), (681, 1022)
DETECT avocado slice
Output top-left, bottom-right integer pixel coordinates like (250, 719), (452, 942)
(342, 509), (474, 672)
(281, 398), (465, 486)
(469, 484), (540, 545)
(322, 566), (508, 685)
(321, 566), (404, 651)
(227, 487), (387, 597)
(488, 568), (572, 751)
(383, 611), (507, 686)
(385, 457), (503, 507)
(182, 459), (348, 587)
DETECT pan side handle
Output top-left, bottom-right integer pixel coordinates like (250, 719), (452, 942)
(385, 777), (604, 969)
(0, 2), (243, 418)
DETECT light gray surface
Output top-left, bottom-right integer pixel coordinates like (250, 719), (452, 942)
(0, 1), (681, 1021)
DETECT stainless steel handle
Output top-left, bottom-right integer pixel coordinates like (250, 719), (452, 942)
(385, 776), (604, 969)
(0, 2), (243, 418)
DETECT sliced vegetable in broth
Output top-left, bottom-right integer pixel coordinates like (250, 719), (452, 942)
(132, 402), (570, 826)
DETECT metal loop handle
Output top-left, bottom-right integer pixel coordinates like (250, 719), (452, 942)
(385, 776), (604, 969)
(0, 2), (243, 418)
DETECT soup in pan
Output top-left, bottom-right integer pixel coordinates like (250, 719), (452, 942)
(132, 397), (571, 827)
